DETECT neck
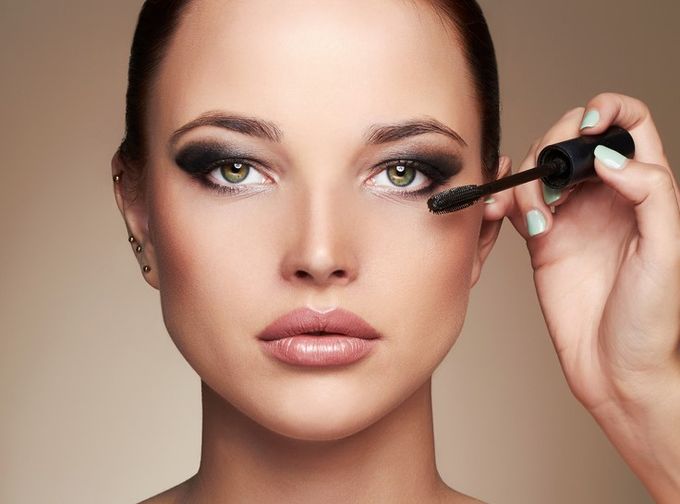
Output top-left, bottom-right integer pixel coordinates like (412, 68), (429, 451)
(184, 378), (449, 504)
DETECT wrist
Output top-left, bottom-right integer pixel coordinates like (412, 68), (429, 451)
(589, 370), (680, 503)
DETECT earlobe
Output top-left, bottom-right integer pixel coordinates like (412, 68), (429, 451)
(111, 151), (160, 290)
(469, 155), (512, 289)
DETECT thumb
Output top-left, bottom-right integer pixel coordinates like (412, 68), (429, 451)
(592, 144), (680, 261)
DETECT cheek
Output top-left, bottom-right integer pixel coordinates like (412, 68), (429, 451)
(368, 206), (479, 369)
(147, 178), (282, 376)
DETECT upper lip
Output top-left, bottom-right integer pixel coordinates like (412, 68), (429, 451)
(256, 307), (382, 341)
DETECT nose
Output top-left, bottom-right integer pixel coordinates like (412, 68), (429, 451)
(279, 187), (359, 288)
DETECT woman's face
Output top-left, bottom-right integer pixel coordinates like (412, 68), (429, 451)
(135, 0), (494, 440)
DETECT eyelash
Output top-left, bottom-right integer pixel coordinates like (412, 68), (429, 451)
(370, 159), (446, 199)
(189, 158), (449, 199)
(196, 158), (271, 196)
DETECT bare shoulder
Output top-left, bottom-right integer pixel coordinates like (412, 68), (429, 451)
(440, 486), (488, 504)
(136, 477), (194, 504)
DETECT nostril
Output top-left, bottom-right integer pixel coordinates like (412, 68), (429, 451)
(291, 269), (350, 282)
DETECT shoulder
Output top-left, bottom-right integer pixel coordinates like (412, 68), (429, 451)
(440, 486), (488, 504)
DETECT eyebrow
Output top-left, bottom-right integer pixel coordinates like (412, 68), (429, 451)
(169, 111), (468, 148)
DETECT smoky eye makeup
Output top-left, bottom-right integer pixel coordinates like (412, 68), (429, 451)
(173, 139), (273, 195)
(371, 148), (464, 199)
(173, 139), (465, 199)
(174, 140), (265, 177)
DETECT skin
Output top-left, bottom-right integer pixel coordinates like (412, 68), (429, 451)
(499, 95), (680, 503)
(113, 0), (680, 502)
(112, 0), (508, 502)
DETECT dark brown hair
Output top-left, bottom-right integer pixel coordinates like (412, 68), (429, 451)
(116, 0), (500, 195)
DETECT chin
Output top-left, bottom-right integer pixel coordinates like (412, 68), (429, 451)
(241, 381), (398, 442)
(259, 406), (384, 442)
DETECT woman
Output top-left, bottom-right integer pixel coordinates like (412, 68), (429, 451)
(111, 0), (680, 502)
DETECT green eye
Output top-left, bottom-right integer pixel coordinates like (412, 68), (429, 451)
(386, 164), (416, 187)
(220, 162), (249, 183)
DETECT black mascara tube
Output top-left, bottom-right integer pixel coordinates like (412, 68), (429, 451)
(539, 126), (635, 190)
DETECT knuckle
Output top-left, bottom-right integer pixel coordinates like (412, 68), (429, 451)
(647, 165), (671, 186)
(592, 91), (624, 105)
(593, 91), (615, 102)
(626, 95), (651, 122)
(632, 95), (650, 113)
(591, 92), (652, 121)
(647, 166), (672, 189)
(645, 165), (675, 195)
(640, 100), (650, 117)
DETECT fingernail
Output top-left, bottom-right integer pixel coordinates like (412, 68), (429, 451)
(542, 183), (561, 205)
(483, 196), (496, 204)
(526, 208), (547, 237)
(580, 109), (600, 130)
(594, 144), (628, 170)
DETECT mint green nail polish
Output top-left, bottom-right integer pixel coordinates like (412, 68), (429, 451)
(526, 209), (547, 237)
(483, 196), (496, 204)
(594, 144), (628, 170)
(580, 109), (600, 130)
(542, 183), (561, 205)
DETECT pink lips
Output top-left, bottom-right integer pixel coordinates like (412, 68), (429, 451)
(256, 307), (382, 366)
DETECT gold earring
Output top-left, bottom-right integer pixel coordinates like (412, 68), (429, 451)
(143, 265), (151, 273)
(113, 173), (122, 183)
(128, 235), (136, 243)
(135, 245), (143, 253)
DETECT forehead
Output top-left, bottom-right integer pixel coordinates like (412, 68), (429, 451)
(151, 0), (478, 154)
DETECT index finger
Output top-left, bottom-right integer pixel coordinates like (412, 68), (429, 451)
(578, 92), (678, 202)
(578, 92), (668, 166)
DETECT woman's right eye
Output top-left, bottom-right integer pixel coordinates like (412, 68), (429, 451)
(206, 160), (270, 188)
(174, 143), (273, 195)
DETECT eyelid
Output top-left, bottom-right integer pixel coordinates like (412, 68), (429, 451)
(175, 143), (276, 181)
(372, 155), (459, 185)
(204, 155), (269, 176)
(174, 141), (274, 173)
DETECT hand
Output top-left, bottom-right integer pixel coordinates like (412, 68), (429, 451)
(494, 93), (680, 502)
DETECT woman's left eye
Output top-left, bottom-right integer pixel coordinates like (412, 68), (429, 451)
(369, 160), (435, 194)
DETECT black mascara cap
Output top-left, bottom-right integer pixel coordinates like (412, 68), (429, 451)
(539, 126), (635, 190)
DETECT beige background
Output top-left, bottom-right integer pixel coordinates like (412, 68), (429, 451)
(1, 1), (678, 502)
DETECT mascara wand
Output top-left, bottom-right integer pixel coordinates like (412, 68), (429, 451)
(427, 126), (635, 215)
(428, 162), (563, 213)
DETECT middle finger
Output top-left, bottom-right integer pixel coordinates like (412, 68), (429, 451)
(512, 107), (588, 236)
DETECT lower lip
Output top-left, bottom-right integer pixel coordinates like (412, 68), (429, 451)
(259, 335), (378, 366)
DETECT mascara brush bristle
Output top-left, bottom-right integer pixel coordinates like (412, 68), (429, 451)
(427, 185), (485, 214)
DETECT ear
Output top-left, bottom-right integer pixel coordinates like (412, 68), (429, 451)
(111, 151), (159, 290)
(469, 155), (512, 289)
